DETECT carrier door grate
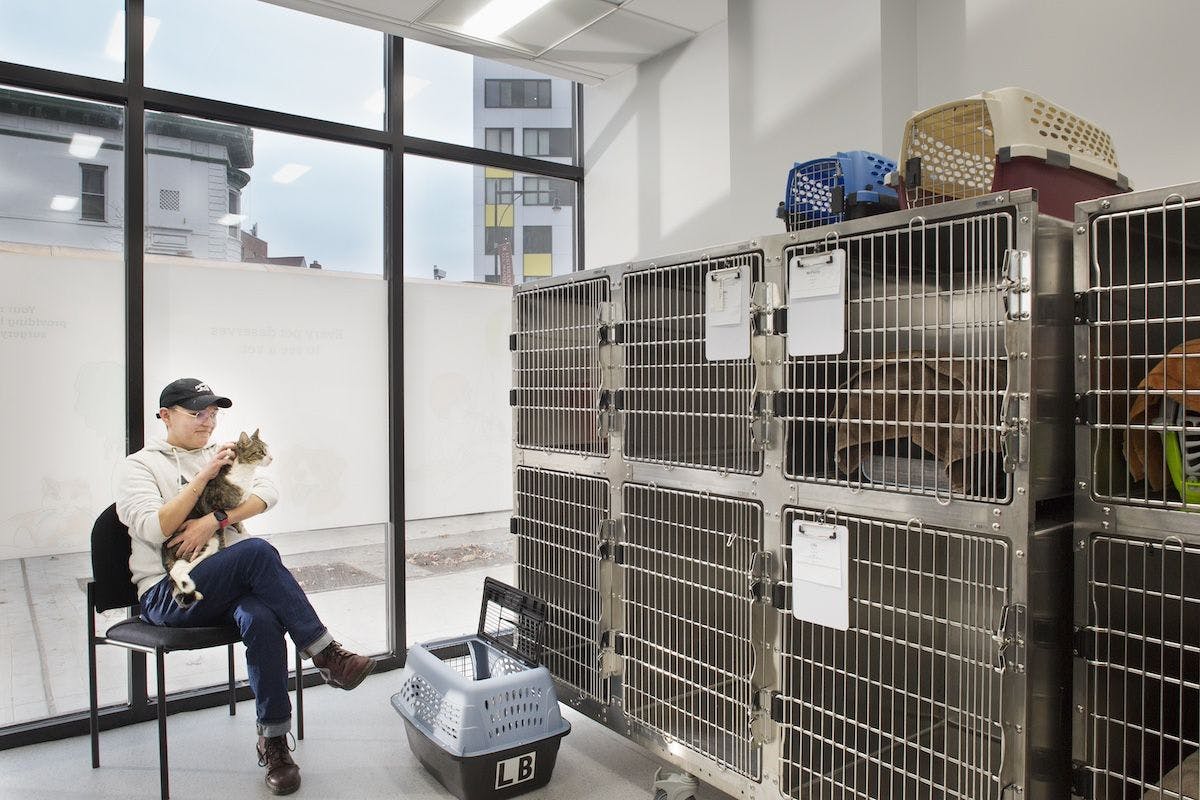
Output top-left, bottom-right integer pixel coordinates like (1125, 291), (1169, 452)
(621, 484), (762, 779)
(778, 508), (1009, 799)
(1086, 199), (1200, 510)
(513, 278), (609, 455)
(782, 212), (1014, 504)
(1084, 534), (1200, 800)
(514, 467), (607, 701)
(622, 252), (765, 474)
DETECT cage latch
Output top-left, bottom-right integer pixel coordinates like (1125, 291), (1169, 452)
(751, 281), (783, 337)
(1001, 393), (1030, 471)
(596, 389), (624, 439)
(751, 392), (781, 451)
(1072, 625), (1094, 661)
(748, 551), (775, 603)
(1000, 784), (1025, 800)
(998, 249), (1032, 320)
(1073, 393), (1096, 426)
(598, 631), (623, 678)
(750, 689), (779, 745)
(597, 519), (624, 564)
(993, 602), (1026, 673)
(1071, 761), (1094, 800)
(1073, 291), (1098, 325)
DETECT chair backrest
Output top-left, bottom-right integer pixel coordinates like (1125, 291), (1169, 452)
(90, 503), (138, 612)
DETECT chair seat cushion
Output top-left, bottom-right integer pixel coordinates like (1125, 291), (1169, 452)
(105, 617), (241, 651)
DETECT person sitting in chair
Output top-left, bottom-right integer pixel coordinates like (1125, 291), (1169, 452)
(115, 378), (374, 796)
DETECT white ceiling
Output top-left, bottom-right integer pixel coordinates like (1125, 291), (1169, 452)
(264, 0), (727, 84)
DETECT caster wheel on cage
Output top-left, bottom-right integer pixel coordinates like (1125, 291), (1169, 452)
(653, 767), (698, 800)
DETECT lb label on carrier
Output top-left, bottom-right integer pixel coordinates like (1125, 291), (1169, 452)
(495, 752), (536, 789)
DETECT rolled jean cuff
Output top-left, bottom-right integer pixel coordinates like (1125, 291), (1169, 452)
(299, 630), (333, 660)
(257, 717), (291, 738)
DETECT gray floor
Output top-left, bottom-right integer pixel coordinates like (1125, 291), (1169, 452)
(0, 671), (727, 800)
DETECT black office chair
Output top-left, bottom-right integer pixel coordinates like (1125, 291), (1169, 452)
(87, 503), (304, 800)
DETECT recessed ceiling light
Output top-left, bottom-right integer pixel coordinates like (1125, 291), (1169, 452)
(463, 0), (553, 40)
(272, 163), (311, 184)
(105, 13), (161, 61)
(69, 134), (104, 159)
(51, 195), (79, 211)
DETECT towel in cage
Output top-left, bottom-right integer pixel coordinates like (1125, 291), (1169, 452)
(1125, 339), (1200, 495)
(1140, 750), (1200, 800)
(894, 87), (1130, 220)
(775, 151), (898, 232)
(832, 352), (1006, 493)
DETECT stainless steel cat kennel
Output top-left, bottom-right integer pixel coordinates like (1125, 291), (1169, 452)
(511, 190), (1077, 799)
(1073, 183), (1200, 800)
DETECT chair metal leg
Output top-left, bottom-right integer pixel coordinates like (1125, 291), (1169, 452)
(227, 644), (236, 716)
(87, 586), (100, 769)
(156, 648), (169, 800)
(295, 649), (304, 741)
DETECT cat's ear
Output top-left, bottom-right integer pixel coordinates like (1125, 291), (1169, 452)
(252, 428), (260, 440)
(238, 431), (251, 446)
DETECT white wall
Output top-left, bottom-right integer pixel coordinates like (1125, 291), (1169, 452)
(913, 0), (1200, 193)
(584, 0), (887, 266)
(585, 0), (1200, 266)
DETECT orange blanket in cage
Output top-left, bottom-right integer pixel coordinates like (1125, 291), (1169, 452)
(1125, 339), (1200, 491)
(833, 352), (1006, 492)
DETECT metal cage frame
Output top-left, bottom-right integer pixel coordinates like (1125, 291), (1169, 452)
(1074, 183), (1200, 800)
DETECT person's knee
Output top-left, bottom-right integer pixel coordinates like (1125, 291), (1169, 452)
(237, 601), (284, 640)
(232, 536), (281, 562)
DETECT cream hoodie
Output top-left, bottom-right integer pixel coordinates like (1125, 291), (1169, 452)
(115, 438), (279, 598)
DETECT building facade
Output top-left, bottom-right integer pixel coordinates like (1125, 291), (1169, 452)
(472, 61), (575, 283)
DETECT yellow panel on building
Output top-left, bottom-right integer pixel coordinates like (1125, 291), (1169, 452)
(484, 167), (513, 179)
(523, 253), (552, 277)
(484, 204), (518, 227)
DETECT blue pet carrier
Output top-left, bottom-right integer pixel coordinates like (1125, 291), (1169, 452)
(776, 150), (899, 232)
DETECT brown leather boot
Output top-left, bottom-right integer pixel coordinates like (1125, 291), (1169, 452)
(311, 641), (375, 690)
(257, 734), (301, 795)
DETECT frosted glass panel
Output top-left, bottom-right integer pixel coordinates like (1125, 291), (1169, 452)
(143, 260), (389, 533)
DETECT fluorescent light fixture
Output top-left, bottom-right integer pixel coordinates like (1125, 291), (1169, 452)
(105, 13), (162, 60)
(271, 163), (311, 184)
(51, 195), (79, 211)
(462, 0), (553, 40)
(364, 76), (432, 115)
(217, 213), (246, 226)
(69, 134), (104, 159)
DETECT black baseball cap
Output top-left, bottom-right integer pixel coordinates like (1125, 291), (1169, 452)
(158, 378), (233, 414)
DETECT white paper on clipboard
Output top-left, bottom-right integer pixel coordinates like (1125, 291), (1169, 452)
(787, 249), (846, 357)
(704, 264), (750, 360)
(791, 520), (850, 630)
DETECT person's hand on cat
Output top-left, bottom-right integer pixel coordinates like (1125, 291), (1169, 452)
(168, 514), (220, 558)
(197, 443), (238, 482)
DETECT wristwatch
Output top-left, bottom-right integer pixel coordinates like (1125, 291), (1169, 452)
(213, 509), (231, 530)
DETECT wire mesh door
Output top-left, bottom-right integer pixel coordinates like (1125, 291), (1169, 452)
(1084, 197), (1200, 510)
(513, 277), (609, 456)
(782, 212), (1015, 504)
(513, 467), (607, 701)
(1082, 534), (1200, 800)
(620, 484), (763, 779)
(903, 99), (996, 208)
(777, 507), (1010, 799)
(622, 252), (764, 474)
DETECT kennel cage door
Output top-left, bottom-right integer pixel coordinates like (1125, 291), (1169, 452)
(787, 249), (846, 357)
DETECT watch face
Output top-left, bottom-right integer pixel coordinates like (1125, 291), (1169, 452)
(214, 510), (228, 522)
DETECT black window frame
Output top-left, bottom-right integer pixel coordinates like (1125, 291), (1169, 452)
(484, 127), (513, 154)
(484, 79), (551, 109)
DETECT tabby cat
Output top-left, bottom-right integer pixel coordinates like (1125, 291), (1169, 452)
(163, 429), (273, 607)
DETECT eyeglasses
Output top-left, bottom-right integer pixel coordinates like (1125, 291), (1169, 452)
(174, 407), (220, 423)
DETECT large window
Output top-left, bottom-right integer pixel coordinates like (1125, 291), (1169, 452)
(0, 6), (582, 747)
(485, 79), (551, 108)
(0, 88), (126, 728)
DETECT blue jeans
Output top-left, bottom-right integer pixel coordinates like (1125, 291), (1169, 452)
(139, 537), (334, 737)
